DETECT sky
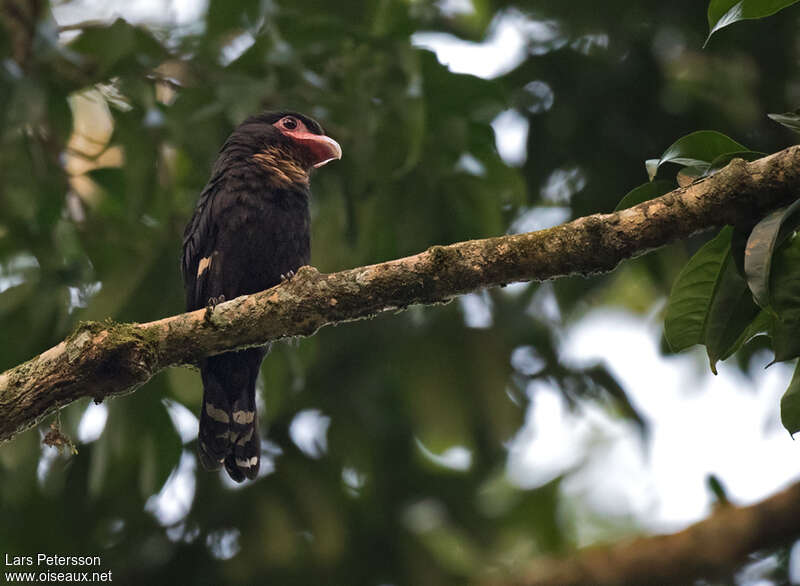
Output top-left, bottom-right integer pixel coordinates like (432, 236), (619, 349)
(49, 0), (800, 564)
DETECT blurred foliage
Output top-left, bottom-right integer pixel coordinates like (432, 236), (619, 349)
(1, 0), (800, 584)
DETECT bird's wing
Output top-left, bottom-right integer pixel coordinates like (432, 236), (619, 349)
(182, 175), (223, 311)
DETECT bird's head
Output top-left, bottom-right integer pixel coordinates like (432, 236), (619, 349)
(224, 111), (341, 187)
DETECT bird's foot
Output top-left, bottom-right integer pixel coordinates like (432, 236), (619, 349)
(280, 270), (296, 283)
(204, 295), (225, 323)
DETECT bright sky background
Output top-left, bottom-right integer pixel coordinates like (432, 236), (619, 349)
(49, 0), (800, 562)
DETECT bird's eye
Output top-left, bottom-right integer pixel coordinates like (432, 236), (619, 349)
(283, 117), (298, 130)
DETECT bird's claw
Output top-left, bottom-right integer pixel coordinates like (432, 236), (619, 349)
(280, 270), (296, 282)
(204, 295), (225, 323)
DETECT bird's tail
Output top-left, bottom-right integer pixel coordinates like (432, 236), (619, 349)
(197, 347), (268, 482)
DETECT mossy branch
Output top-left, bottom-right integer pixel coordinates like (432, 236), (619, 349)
(1, 146), (800, 444)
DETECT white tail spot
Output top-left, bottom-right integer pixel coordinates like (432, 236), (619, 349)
(236, 456), (259, 468)
(232, 410), (254, 424)
(197, 255), (213, 277)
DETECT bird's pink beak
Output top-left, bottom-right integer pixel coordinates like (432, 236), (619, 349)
(285, 131), (342, 168)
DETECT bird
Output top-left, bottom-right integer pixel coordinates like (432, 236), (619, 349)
(181, 111), (341, 482)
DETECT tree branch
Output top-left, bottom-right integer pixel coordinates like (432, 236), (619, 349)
(1, 147), (800, 443)
(478, 479), (800, 586)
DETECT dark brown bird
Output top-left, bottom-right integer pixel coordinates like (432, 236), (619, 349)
(181, 111), (341, 482)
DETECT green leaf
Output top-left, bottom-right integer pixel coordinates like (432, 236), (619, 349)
(718, 309), (771, 362)
(731, 225), (749, 278)
(661, 221), (764, 371)
(706, 473), (730, 505)
(780, 360), (800, 435)
(770, 319), (800, 362)
(583, 364), (647, 434)
(769, 235), (800, 361)
(650, 131), (748, 179)
(706, 0), (800, 46)
(768, 109), (800, 135)
(664, 227), (732, 352)
(744, 199), (800, 307)
(614, 180), (673, 211)
(703, 255), (761, 372)
(707, 150), (765, 174)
